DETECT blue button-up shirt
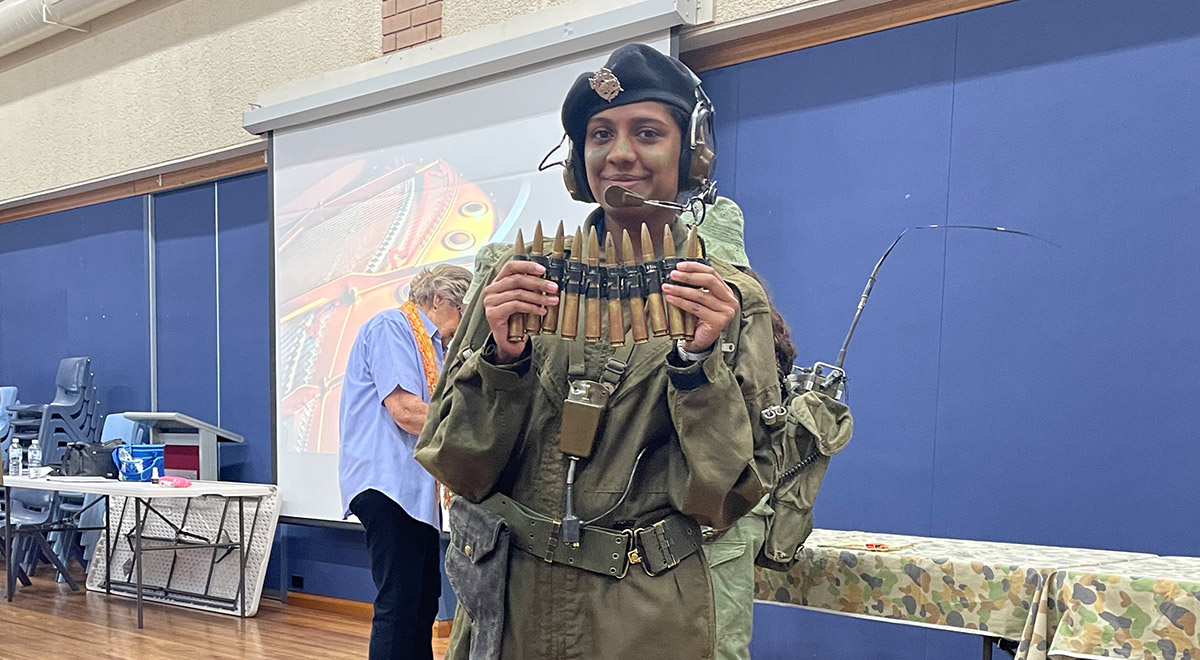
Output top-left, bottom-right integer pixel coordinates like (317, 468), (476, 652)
(338, 308), (443, 530)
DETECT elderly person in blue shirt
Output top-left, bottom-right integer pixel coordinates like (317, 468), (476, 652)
(339, 263), (472, 660)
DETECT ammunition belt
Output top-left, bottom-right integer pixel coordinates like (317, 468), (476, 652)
(572, 258), (710, 299)
(480, 494), (701, 579)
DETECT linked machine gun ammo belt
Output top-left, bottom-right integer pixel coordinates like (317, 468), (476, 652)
(509, 221), (707, 347)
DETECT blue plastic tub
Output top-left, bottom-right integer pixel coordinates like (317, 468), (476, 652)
(113, 444), (165, 482)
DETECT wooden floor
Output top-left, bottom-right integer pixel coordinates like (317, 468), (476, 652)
(0, 565), (448, 660)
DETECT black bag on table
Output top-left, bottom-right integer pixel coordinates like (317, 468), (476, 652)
(59, 440), (123, 478)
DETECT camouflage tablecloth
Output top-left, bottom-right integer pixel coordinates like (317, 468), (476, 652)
(753, 529), (1198, 660)
(1042, 556), (1200, 660)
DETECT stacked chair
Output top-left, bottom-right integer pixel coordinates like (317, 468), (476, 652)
(0, 385), (17, 466)
(50, 413), (149, 581)
(1, 382), (69, 587)
(2, 358), (102, 589)
(1, 386), (16, 564)
(8, 357), (100, 466)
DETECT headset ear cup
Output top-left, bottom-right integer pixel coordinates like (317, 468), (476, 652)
(687, 102), (717, 194)
(561, 142), (594, 203)
(574, 161), (594, 203)
(689, 141), (715, 192)
(562, 163), (581, 200)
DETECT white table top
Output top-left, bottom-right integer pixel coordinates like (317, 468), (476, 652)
(1, 475), (275, 499)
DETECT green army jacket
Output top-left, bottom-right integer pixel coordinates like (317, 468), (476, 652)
(416, 204), (781, 660)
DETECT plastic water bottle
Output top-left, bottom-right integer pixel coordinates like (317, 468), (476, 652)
(117, 446), (133, 481)
(27, 438), (41, 476)
(7, 443), (20, 477)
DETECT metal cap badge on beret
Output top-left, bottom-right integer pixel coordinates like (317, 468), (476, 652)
(561, 44), (699, 143)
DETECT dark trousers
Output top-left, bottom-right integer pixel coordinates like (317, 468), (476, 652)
(350, 489), (442, 660)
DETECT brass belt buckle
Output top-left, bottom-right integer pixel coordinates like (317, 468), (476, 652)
(615, 529), (637, 580)
(624, 529), (642, 564)
(629, 526), (662, 577)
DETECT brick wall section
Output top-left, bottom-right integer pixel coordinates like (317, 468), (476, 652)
(382, 0), (442, 54)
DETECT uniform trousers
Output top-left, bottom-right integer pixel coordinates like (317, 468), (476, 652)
(350, 488), (442, 660)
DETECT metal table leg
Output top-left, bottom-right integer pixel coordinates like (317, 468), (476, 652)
(238, 497), (246, 618)
(135, 497), (144, 629)
(278, 522), (288, 604)
(104, 495), (111, 595)
(982, 637), (994, 660)
(4, 486), (12, 602)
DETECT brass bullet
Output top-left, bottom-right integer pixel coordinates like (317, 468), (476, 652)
(622, 229), (649, 344)
(561, 228), (583, 340)
(605, 233), (625, 347)
(663, 225), (686, 340)
(541, 221), (565, 334)
(641, 223), (668, 337)
(526, 222), (546, 335)
(507, 228), (528, 343)
(683, 226), (703, 342)
(584, 226), (602, 342)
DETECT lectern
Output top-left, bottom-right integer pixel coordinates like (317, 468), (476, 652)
(121, 412), (243, 481)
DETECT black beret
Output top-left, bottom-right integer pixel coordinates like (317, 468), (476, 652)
(561, 44), (698, 144)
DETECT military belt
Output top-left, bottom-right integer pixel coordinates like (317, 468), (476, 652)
(480, 494), (701, 579)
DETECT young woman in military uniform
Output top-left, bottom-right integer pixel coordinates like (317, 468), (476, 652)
(416, 44), (781, 660)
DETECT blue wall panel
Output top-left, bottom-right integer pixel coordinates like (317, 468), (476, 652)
(216, 172), (273, 483)
(283, 525), (376, 601)
(934, 0), (1200, 551)
(719, 15), (957, 539)
(750, 602), (945, 660)
(0, 196), (151, 416)
(153, 184), (219, 425)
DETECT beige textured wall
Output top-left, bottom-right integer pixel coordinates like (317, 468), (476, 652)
(442, 0), (803, 36)
(713, 0), (808, 23)
(0, 0), (379, 202)
(442, 0), (572, 37)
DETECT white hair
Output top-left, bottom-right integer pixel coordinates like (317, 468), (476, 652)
(408, 264), (472, 309)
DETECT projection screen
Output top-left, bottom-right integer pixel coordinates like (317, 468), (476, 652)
(271, 37), (671, 521)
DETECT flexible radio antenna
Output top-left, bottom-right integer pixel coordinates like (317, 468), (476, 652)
(835, 224), (1061, 369)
